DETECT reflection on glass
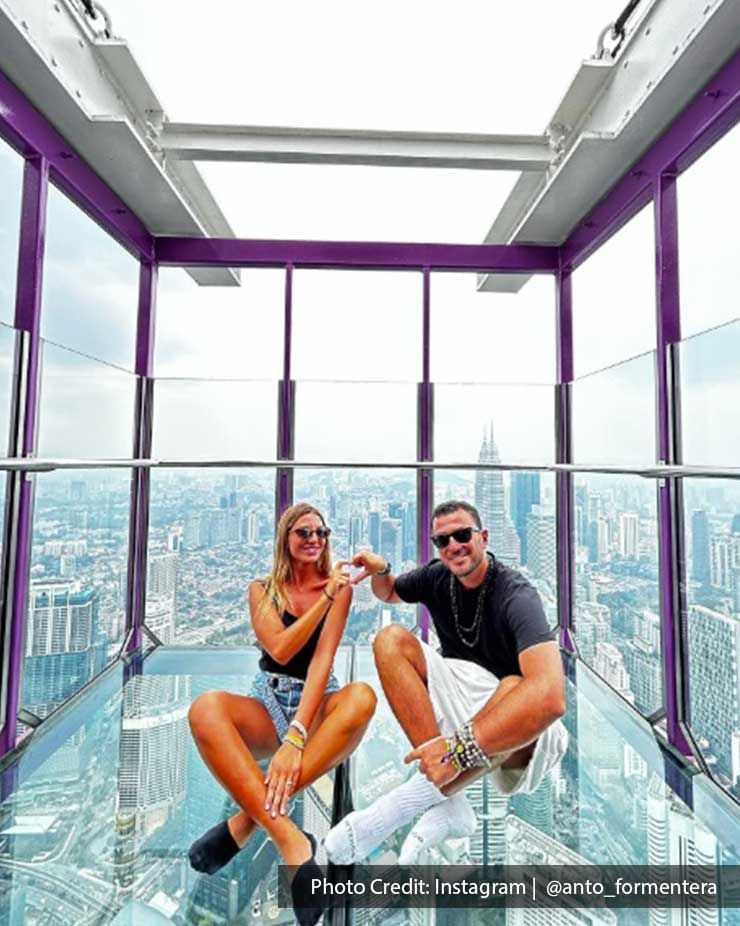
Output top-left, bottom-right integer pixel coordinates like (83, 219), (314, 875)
(573, 475), (661, 716)
(0, 321), (16, 457)
(431, 273), (556, 384)
(2, 649), (352, 923)
(572, 203), (656, 377)
(679, 122), (740, 339)
(153, 379), (277, 460)
(684, 478), (740, 799)
(572, 352), (656, 466)
(292, 269), (422, 381)
(147, 468), (275, 644)
(0, 138), (24, 327)
(20, 470), (130, 723)
(37, 341), (136, 458)
(154, 267), (285, 379)
(434, 469), (557, 624)
(41, 184), (139, 370)
(294, 381), (417, 462)
(680, 319), (740, 466)
(295, 468), (418, 638)
(435, 384), (554, 464)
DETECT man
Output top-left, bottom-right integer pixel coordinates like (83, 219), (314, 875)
(324, 499), (568, 865)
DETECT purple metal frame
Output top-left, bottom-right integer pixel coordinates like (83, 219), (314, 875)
(0, 50), (738, 770)
(0, 155), (48, 756)
(555, 269), (575, 653)
(418, 268), (432, 641)
(277, 265), (294, 517)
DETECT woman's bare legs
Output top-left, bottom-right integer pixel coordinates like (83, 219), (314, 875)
(189, 681), (377, 857)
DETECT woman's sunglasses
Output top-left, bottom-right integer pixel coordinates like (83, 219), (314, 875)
(431, 526), (481, 549)
(291, 527), (332, 540)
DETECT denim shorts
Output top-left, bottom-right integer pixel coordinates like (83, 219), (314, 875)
(249, 670), (340, 740)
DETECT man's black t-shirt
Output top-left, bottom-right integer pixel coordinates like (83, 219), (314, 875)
(394, 555), (555, 679)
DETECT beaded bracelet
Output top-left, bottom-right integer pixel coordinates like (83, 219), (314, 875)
(441, 720), (491, 771)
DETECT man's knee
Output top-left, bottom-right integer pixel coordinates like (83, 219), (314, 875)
(373, 624), (421, 666)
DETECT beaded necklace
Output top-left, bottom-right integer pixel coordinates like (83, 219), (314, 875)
(448, 553), (494, 649)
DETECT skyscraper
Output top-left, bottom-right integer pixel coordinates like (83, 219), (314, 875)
(619, 513), (639, 558)
(475, 422), (520, 566)
(511, 472), (540, 565)
(526, 504), (556, 587)
(692, 510), (711, 585)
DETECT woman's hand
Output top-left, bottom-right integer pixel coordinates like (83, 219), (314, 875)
(264, 742), (303, 818)
(325, 561), (351, 599)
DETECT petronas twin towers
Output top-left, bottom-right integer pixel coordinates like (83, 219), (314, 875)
(474, 422), (521, 566)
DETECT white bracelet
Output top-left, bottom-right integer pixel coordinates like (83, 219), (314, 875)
(290, 719), (308, 740)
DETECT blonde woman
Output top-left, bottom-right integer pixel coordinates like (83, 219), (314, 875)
(188, 503), (376, 925)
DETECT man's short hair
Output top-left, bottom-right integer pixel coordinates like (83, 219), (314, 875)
(431, 500), (482, 530)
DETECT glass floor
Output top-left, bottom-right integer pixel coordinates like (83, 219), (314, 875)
(0, 645), (738, 925)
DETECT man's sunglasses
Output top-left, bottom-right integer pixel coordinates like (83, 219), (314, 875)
(431, 526), (481, 549)
(292, 527), (332, 540)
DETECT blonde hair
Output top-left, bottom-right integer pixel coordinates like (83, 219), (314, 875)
(258, 503), (332, 616)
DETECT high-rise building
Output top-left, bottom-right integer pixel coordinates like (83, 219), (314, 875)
(692, 510), (712, 585)
(380, 518), (403, 572)
(619, 513), (639, 558)
(475, 422), (520, 566)
(710, 534), (731, 591)
(368, 511), (381, 551)
(526, 505), (556, 587)
(594, 642), (635, 703)
(511, 472), (540, 565)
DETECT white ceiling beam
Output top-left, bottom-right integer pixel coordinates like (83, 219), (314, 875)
(157, 124), (553, 171)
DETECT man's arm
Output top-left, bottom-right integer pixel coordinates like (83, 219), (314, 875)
(472, 641), (566, 755)
(351, 551), (403, 603)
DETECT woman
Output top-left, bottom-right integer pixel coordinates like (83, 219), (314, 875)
(187, 502), (376, 924)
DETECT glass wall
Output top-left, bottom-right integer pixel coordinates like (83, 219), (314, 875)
(573, 475), (661, 716)
(147, 468), (275, 645)
(20, 470), (131, 726)
(0, 137), (24, 327)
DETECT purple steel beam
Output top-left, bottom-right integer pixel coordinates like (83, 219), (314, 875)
(0, 69), (153, 262)
(277, 265), (294, 516)
(419, 268), (432, 641)
(654, 175), (691, 755)
(126, 261), (157, 654)
(561, 50), (740, 270)
(156, 238), (557, 272)
(556, 269), (575, 653)
(0, 156), (48, 757)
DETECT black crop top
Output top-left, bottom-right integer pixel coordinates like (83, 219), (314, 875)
(258, 608), (329, 680)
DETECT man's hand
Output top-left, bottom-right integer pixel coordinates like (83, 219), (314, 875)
(350, 550), (387, 585)
(404, 736), (460, 788)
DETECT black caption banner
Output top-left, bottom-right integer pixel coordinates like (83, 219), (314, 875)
(278, 865), (740, 910)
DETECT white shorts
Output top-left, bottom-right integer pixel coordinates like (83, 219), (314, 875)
(421, 641), (569, 797)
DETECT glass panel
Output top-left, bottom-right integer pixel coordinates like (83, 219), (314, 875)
(154, 266), (284, 378)
(572, 203), (656, 377)
(152, 379), (277, 460)
(295, 381), (417, 462)
(41, 184), (139, 369)
(0, 321), (16, 457)
(0, 138), (24, 327)
(434, 470), (557, 620)
(679, 122), (740, 339)
(679, 319), (740, 467)
(431, 273), (556, 384)
(147, 468), (275, 644)
(294, 468), (418, 635)
(573, 475), (662, 717)
(37, 341), (136, 458)
(684, 478), (740, 796)
(200, 162), (519, 243)
(20, 470), (130, 723)
(292, 270), (421, 381)
(572, 351), (656, 466)
(2, 647), (351, 923)
(435, 384), (554, 464)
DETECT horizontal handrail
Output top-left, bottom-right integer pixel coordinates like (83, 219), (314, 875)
(1, 457), (739, 480)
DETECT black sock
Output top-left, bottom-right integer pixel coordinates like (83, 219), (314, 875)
(188, 820), (240, 875)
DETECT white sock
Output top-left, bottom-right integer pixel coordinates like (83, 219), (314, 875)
(398, 791), (477, 864)
(324, 773), (445, 864)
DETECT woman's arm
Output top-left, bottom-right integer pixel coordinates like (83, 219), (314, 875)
(293, 584), (352, 732)
(248, 568), (347, 665)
